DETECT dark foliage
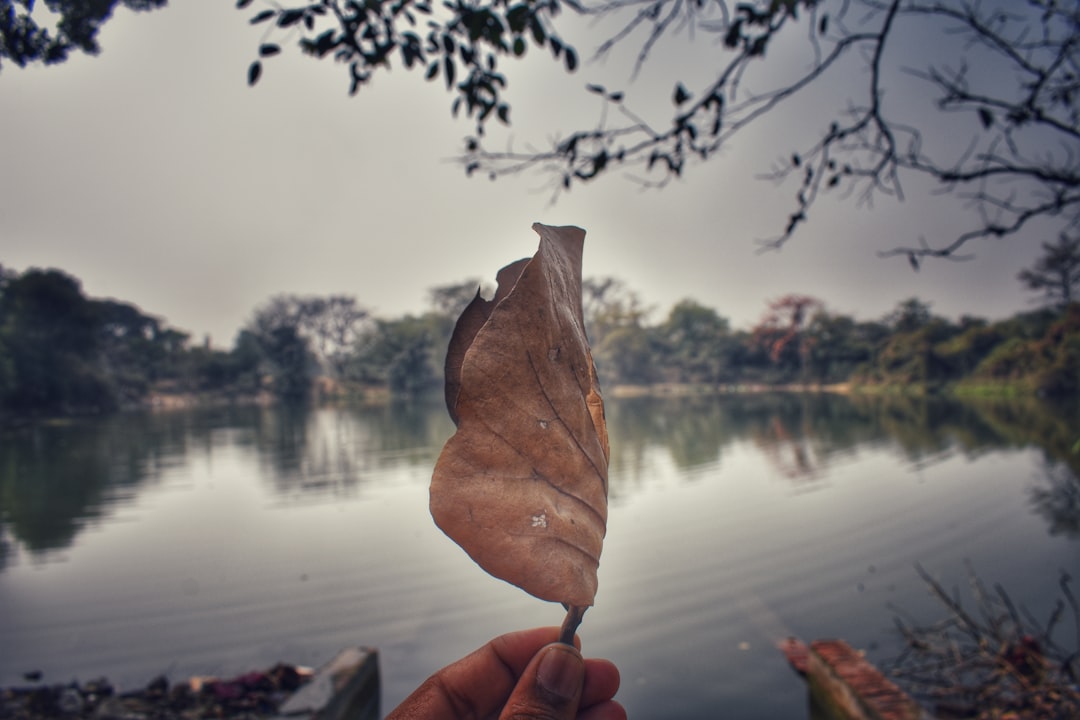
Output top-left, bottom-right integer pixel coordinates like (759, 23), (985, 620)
(0, 0), (167, 70)
(887, 563), (1080, 719)
(2, 260), (1077, 420)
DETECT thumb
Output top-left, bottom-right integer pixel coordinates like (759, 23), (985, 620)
(499, 642), (585, 720)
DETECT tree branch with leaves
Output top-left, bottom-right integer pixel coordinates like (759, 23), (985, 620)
(240, 0), (581, 131)
(1018, 232), (1080, 310)
(11, 1), (1077, 265)
(0, 0), (167, 70)
(234, 0), (1080, 264)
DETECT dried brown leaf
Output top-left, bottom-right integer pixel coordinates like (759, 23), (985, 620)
(431, 223), (609, 607)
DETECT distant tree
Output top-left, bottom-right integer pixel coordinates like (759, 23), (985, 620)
(226, 328), (265, 391)
(886, 297), (935, 334)
(972, 336), (1039, 384)
(296, 295), (371, 379)
(804, 311), (878, 384)
(971, 304), (1080, 395)
(0, 265), (16, 401)
(869, 298), (959, 385)
(934, 321), (1004, 378)
(0, 0), (167, 70)
(0, 265), (230, 412)
(347, 280), (500, 396)
(1032, 303), (1080, 395)
(593, 324), (657, 386)
(245, 296), (317, 399)
(751, 295), (824, 382)
(1030, 459), (1080, 539)
(350, 313), (446, 395)
(91, 298), (179, 401)
(0, 268), (111, 412)
(581, 276), (650, 348)
(656, 299), (731, 385)
(579, 276), (653, 385)
(1018, 233), (1080, 311)
(241, 293), (372, 392)
(726, 328), (772, 384)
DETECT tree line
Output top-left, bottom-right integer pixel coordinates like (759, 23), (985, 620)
(594, 290), (1078, 396)
(1, 245), (1077, 418)
(0, 265), (480, 416)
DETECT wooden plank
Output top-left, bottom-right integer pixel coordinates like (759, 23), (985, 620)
(274, 647), (380, 720)
(804, 640), (925, 720)
(780, 636), (810, 676)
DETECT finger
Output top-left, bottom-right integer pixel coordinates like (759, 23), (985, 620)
(579, 700), (627, 720)
(490, 626), (577, 670)
(581, 658), (620, 708)
(386, 627), (566, 720)
(498, 642), (585, 720)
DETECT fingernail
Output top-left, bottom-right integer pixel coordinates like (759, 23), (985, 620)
(536, 645), (584, 702)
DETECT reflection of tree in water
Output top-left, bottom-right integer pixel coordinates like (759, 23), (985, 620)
(660, 398), (730, 471)
(4, 394), (1075, 557)
(602, 396), (655, 487)
(732, 394), (875, 484)
(0, 400), (460, 559)
(945, 397), (1080, 538)
(248, 398), (456, 497)
(248, 402), (311, 486)
(606, 393), (898, 488)
(752, 415), (821, 484)
(969, 397), (1080, 472)
(607, 393), (883, 490)
(843, 393), (1035, 469)
(0, 525), (10, 572)
(248, 403), (365, 497)
(604, 395), (730, 497)
(1030, 459), (1080, 540)
(607, 392), (1080, 530)
(0, 410), (216, 557)
(352, 396), (456, 467)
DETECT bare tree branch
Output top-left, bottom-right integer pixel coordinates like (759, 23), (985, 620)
(454, 0), (1080, 261)
(238, 0), (1080, 263)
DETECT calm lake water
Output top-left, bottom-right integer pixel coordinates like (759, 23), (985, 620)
(1, 393), (1077, 718)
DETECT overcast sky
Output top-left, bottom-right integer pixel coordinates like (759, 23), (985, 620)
(0, 1), (1049, 347)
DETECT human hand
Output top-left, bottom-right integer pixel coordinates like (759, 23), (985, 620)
(385, 626), (625, 720)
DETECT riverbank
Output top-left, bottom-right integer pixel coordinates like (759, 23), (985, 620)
(607, 378), (1079, 400)
(3, 376), (1071, 430)
(605, 379), (1061, 399)
(0, 665), (311, 720)
(607, 381), (853, 398)
(1, 649), (380, 720)
(141, 378), (392, 411)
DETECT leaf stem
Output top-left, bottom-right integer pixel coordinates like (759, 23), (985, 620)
(558, 605), (587, 645)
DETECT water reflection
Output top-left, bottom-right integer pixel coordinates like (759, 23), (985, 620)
(1, 392), (1078, 716)
(605, 396), (732, 493)
(607, 391), (1079, 477)
(242, 399), (456, 498)
(605, 392), (1080, 527)
(1, 393), (1077, 565)
(1030, 459), (1080, 539)
(0, 414), (180, 557)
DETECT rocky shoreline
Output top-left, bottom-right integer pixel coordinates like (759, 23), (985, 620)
(1, 665), (314, 720)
